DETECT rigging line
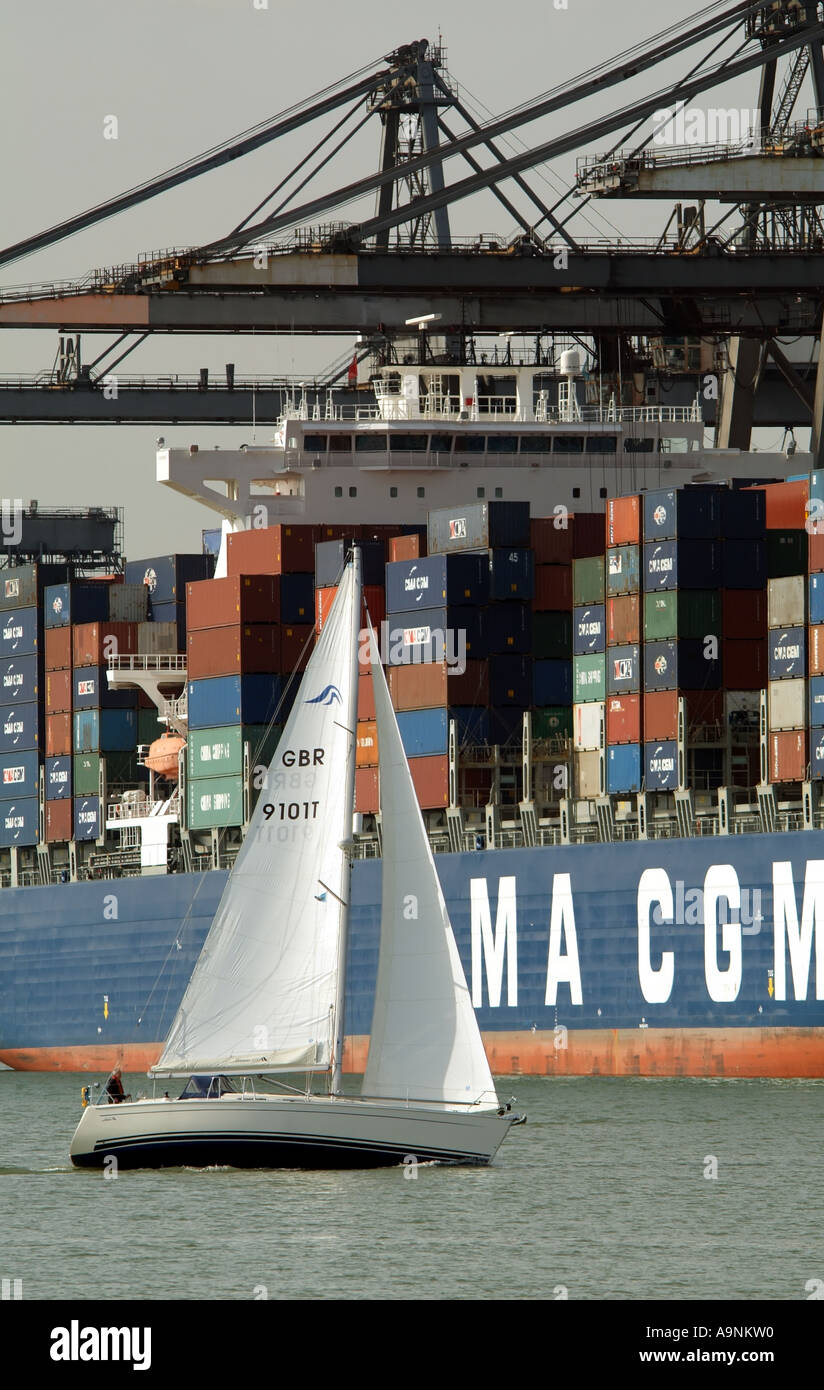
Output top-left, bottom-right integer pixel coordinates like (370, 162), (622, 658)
(255, 108), (375, 233)
(136, 871), (212, 1023)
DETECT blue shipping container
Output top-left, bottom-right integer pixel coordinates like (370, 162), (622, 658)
(810, 575), (824, 625)
(73, 709), (138, 754)
(385, 554), (488, 613)
(643, 540), (721, 592)
(187, 675), (284, 730)
(0, 655), (38, 704)
(280, 572), (314, 624)
(397, 707), (448, 758)
(488, 549), (534, 602)
(73, 666), (137, 711)
(489, 655), (532, 707)
(74, 797), (101, 842)
(607, 743), (641, 794)
(645, 739), (680, 791)
(485, 603), (531, 655)
(384, 607), (485, 665)
(720, 488), (765, 538)
(0, 701), (40, 751)
(811, 729), (824, 779)
(533, 660), (572, 707)
(768, 627), (805, 680)
(44, 582), (109, 630)
(643, 488), (721, 543)
(452, 707), (490, 745)
(721, 540), (767, 590)
(606, 545), (640, 596)
(489, 707), (523, 745)
(810, 675), (824, 728)
(45, 755), (72, 800)
(0, 797), (39, 846)
(124, 554), (213, 605)
(0, 749), (39, 800)
(644, 639), (722, 691)
(0, 608), (39, 659)
(607, 645), (641, 695)
(573, 604), (606, 655)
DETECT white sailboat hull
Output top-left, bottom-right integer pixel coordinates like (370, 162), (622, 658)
(69, 1094), (518, 1169)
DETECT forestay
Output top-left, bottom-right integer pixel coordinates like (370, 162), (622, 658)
(151, 561), (360, 1076)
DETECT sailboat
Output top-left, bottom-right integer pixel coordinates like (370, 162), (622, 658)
(70, 550), (523, 1169)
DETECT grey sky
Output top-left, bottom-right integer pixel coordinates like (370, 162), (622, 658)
(0, 1), (810, 557)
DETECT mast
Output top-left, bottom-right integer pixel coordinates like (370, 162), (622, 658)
(330, 544), (362, 1095)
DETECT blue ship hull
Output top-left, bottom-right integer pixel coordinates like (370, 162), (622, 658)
(1, 831), (823, 1075)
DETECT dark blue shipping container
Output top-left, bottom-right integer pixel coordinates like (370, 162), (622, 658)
(0, 655), (38, 704)
(643, 488), (721, 542)
(533, 659), (572, 707)
(0, 701), (40, 751)
(644, 739), (680, 791)
(768, 627), (805, 680)
(810, 574), (824, 625)
(606, 743), (641, 794)
(385, 554), (488, 613)
(810, 675), (824, 728)
(72, 708), (138, 754)
(644, 639), (722, 691)
(384, 607), (486, 664)
(452, 707), (490, 745)
(124, 554), (213, 605)
(44, 582), (109, 630)
(280, 572), (315, 624)
(73, 666), (138, 711)
(607, 645), (641, 695)
(643, 540), (721, 592)
(0, 608), (39, 659)
(721, 540), (767, 590)
(45, 755), (72, 800)
(485, 603), (532, 655)
(489, 707), (523, 745)
(811, 729), (824, 779)
(74, 796), (101, 842)
(315, 539), (384, 588)
(489, 655), (532, 707)
(150, 599), (186, 648)
(0, 797), (39, 846)
(573, 604), (606, 655)
(397, 707), (448, 758)
(488, 548), (535, 602)
(720, 488), (765, 538)
(0, 749), (39, 800)
(186, 674), (285, 730)
(606, 545), (640, 596)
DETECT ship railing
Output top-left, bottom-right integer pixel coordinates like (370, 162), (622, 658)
(107, 654), (188, 672)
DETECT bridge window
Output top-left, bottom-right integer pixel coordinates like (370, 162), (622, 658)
(334, 487), (343, 498)
(390, 434), (428, 451)
(554, 436), (584, 453)
(494, 487), (503, 497)
(454, 435), (486, 454)
(477, 487), (485, 498)
(430, 434), (453, 453)
(355, 434), (388, 452)
(588, 436), (618, 454)
(389, 487), (398, 498)
(624, 438), (654, 453)
(417, 487), (426, 498)
(303, 434), (327, 452)
(486, 435), (518, 453)
(572, 487), (581, 498)
(349, 487), (357, 497)
(329, 434), (353, 452)
(520, 436), (551, 453)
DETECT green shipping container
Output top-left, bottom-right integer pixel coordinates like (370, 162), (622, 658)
(532, 612), (572, 660)
(767, 530), (807, 579)
(643, 590), (721, 641)
(73, 754), (101, 797)
(187, 724), (282, 780)
(138, 708), (163, 745)
(533, 707), (573, 739)
(187, 774), (245, 829)
(573, 653), (606, 703)
(573, 555), (605, 606)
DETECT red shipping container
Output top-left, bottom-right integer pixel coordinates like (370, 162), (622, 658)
(389, 533), (421, 563)
(72, 622), (137, 667)
(748, 479), (809, 530)
(685, 689), (724, 728)
(354, 766), (379, 814)
(722, 590), (767, 640)
(362, 586), (386, 628)
(531, 517), (573, 565)
(46, 713), (72, 757)
(808, 522), (824, 573)
(724, 638), (767, 689)
(809, 625), (824, 676)
(358, 669), (375, 722)
(316, 524), (363, 542)
(45, 669), (72, 714)
(643, 691), (678, 741)
(408, 753), (449, 808)
(571, 512), (605, 559)
(187, 625), (280, 679)
(45, 626), (72, 672)
(769, 729), (806, 782)
(533, 565), (572, 612)
(45, 799), (73, 843)
(186, 575), (280, 630)
(226, 524), (315, 577)
(356, 720), (378, 768)
(388, 659), (489, 711)
(607, 594), (641, 645)
(606, 693), (641, 745)
(280, 624), (313, 672)
(606, 496), (640, 548)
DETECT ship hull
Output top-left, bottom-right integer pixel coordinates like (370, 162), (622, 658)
(3, 829), (824, 1078)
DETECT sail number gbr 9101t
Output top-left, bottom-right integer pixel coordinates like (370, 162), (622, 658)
(260, 748), (325, 823)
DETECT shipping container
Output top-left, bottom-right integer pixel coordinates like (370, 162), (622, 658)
(573, 653), (607, 704)
(810, 675), (824, 728)
(488, 548), (534, 601)
(606, 496), (640, 547)
(607, 593), (641, 646)
(533, 564), (572, 611)
(1, 655), (38, 704)
(46, 712), (72, 757)
(721, 590), (767, 640)
(148, 601), (186, 649)
(606, 693), (641, 746)
(0, 749), (39, 800)
(396, 707), (448, 759)
(46, 669), (72, 714)
(124, 554), (214, 604)
(720, 487), (765, 538)
(574, 748), (604, 798)
(643, 539), (721, 593)
(188, 724), (281, 780)
(767, 530), (807, 579)
(72, 666), (137, 711)
(573, 701), (604, 752)
(572, 555), (605, 606)
(354, 766), (379, 814)
(108, 584), (149, 623)
(0, 701), (40, 752)
(571, 513), (605, 559)
(45, 755), (72, 801)
(721, 539), (767, 590)
(809, 623), (824, 677)
(0, 797), (39, 846)
(485, 603), (531, 655)
(488, 707), (523, 746)
(768, 626), (805, 680)
(226, 524), (315, 577)
(0, 563), (67, 612)
(388, 660), (489, 711)
(187, 774), (245, 829)
(427, 500), (530, 555)
(643, 690), (679, 741)
(644, 739), (680, 791)
(810, 573), (824, 625)
(724, 639), (768, 689)
(315, 539), (384, 588)
(810, 728), (824, 779)
(72, 622), (137, 667)
(408, 754), (449, 808)
(280, 624), (314, 673)
(768, 678), (806, 731)
(533, 611), (572, 660)
(74, 796), (101, 842)
(45, 798), (72, 843)
(187, 625), (281, 680)
(384, 607), (485, 664)
(751, 478), (809, 530)
(643, 487), (721, 542)
(644, 639), (721, 692)
(532, 706), (573, 739)
(607, 644), (641, 695)
(489, 654), (532, 707)
(186, 575), (281, 630)
(136, 621), (179, 655)
(73, 754), (101, 798)
(643, 590), (720, 642)
(768, 729), (806, 783)
(0, 608), (39, 660)
(388, 533), (422, 564)
(767, 575), (806, 628)
(280, 573), (314, 625)
(44, 625), (72, 671)
(137, 708), (162, 745)
(72, 708), (138, 754)
(606, 545), (640, 597)
(44, 582), (107, 631)
(607, 743), (641, 793)
(356, 720), (379, 767)
(572, 604), (606, 655)
(809, 526), (824, 574)
(384, 554), (488, 613)
(531, 516), (572, 565)
(452, 707), (491, 745)
(533, 659), (572, 707)
(186, 675), (284, 730)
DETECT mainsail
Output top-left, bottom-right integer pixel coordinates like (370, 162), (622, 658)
(363, 620), (498, 1107)
(152, 559), (360, 1076)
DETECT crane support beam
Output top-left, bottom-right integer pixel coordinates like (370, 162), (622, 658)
(716, 336), (763, 449)
(578, 155), (824, 201)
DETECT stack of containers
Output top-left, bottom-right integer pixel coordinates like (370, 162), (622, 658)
(753, 480), (809, 783)
(718, 486), (767, 787)
(809, 472), (824, 777)
(531, 514), (601, 741)
(125, 553), (214, 654)
(45, 581), (107, 843)
(604, 496), (643, 794)
(572, 541), (606, 798)
(71, 618), (140, 841)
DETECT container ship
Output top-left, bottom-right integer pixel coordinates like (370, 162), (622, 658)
(1, 351), (823, 1077)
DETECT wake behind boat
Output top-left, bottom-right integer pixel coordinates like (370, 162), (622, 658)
(70, 550), (522, 1169)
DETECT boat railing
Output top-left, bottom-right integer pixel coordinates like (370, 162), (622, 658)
(292, 400), (703, 427)
(107, 654), (188, 672)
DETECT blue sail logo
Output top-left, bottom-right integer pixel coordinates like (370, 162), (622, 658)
(305, 684), (342, 706)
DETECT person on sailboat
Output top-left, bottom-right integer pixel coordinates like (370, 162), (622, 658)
(105, 1066), (130, 1104)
